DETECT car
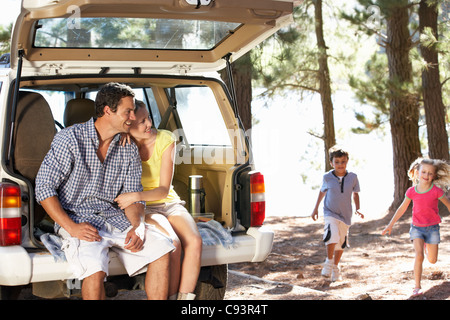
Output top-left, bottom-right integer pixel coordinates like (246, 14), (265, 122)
(0, 53), (10, 68)
(0, 0), (294, 300)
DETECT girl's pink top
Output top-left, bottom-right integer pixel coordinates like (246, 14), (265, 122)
(406, 184), (444, 227)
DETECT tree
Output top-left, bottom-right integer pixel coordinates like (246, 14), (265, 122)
(251, 1), (338, 171)
(313, 0), (336, 171)
(220, 53), (253, 132)
(418, 0), (449, 161)
(345, 0), (422, 210)
(386, 1), (422, 209)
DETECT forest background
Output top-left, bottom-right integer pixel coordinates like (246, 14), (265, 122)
(0, 0), (449, 219)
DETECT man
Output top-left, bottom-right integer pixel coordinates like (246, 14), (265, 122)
(35, 82), (174, 299)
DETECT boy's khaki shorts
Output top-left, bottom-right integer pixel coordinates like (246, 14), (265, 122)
(323, 216), (349, 250)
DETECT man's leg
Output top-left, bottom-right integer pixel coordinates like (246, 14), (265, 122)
(82, 271), (106, 300)
(145, 253), (170, 300)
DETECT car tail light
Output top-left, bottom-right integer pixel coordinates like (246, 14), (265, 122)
(0, 184), (22, 246)
(250, 172), (265, 227)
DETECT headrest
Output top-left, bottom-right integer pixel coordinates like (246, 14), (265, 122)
(64, 98), (96, 127)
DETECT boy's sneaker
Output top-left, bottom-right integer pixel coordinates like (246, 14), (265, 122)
(331, 265), (342, 282)
(321, 260), (333, 278)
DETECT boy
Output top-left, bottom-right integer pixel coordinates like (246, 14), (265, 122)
(311, 146), (364, 281)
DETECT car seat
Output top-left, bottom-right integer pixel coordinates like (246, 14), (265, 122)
(13, 91), (56, 226)
(63, 98), (96, 127)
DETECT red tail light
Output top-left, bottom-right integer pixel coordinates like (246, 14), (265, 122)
(250, 172), (265, 227)
(0, 184), (22, 246)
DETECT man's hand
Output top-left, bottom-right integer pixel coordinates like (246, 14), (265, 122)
(69, 222), (102, 242)
(124, 223), (145, 252)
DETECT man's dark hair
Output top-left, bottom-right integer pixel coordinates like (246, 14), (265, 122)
(95, 82), (135, 117)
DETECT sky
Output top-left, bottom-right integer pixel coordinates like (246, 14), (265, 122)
(1, 0), (20, 26)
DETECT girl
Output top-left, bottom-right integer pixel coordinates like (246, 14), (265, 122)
(115, 100), (202, 300)
(382, 158), (450, 297)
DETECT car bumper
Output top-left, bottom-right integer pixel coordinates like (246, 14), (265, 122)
(0, 226), (274, 286)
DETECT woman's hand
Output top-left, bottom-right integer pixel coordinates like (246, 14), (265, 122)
(115, 192), (140, 210)
(119, 133), (132, 146)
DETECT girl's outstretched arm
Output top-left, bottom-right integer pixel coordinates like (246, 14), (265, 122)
(382, 197), (411, 236)
(439, 195), (450, 212)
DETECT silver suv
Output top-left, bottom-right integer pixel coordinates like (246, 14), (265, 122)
(0, 0), (293, 299)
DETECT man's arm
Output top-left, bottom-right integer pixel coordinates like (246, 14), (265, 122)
(123, 202), (145, 252)
(40, 195), (101, 242)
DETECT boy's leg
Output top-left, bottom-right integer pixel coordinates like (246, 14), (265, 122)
(326, 243), (336, 260)
(334, 249), (343, 265)
(322, 243), (335, 277)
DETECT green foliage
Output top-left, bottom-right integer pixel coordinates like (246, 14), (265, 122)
(343, 0), (450, 136)
(0, 23), (12, 55)
(348, 52), (390, 133)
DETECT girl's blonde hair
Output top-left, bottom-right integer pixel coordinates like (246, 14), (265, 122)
(408, 157), (450, 189)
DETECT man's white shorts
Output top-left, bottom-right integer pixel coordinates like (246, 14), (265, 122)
(58, 222), (175, 280)
(323, 216), (349, 250)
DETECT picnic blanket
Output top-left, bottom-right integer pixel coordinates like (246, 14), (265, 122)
(196, 219), (235, 249)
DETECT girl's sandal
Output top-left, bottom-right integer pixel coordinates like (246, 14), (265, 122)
(411, 288), (423, 297)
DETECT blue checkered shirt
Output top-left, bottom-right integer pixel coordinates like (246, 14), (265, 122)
(35, 118), (143, 232)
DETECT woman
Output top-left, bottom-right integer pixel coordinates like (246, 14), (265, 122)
(115, 100), (202, 300)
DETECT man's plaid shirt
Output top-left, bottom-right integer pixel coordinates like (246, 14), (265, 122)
(36, 118), (143, 232)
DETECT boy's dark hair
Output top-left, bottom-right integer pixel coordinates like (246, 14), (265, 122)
(328, 145), (349, 162)
(95, 82), (135, 117)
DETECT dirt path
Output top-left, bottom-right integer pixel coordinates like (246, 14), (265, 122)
(225, 209), (450, 300)
(17, 209), (449, 301)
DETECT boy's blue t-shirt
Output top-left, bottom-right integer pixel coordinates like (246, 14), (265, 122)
(320, 170), (360, 226)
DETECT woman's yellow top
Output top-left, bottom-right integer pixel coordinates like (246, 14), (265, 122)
(141, 129), (180, 205)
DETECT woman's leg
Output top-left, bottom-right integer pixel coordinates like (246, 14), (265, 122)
(168, 210), (202, 295)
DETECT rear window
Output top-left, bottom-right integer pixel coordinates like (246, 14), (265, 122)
(34, 17), (241, 50)
(174, 86), (231, 146)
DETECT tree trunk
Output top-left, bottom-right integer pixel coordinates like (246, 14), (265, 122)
(220, 53), (253, 132)
(419, 0), (449, 161)
(314, 0), (336, 171)
(386, 4), (422, 210)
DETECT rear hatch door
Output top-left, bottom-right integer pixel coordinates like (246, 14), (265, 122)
(12, 0), (294, 75)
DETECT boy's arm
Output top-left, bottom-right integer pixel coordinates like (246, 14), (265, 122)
(311, 191), (326, 221)
(353, 192), (364, 218)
